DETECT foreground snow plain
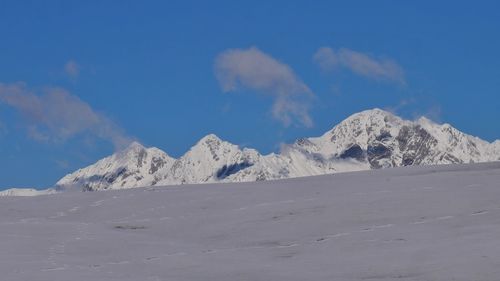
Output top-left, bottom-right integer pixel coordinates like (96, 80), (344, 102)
(1, 162), (500, 281)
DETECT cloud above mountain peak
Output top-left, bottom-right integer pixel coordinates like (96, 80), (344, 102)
(0, 82), (132, 149)
(314, 46), (405, 85)
(214, 47), (314, 127)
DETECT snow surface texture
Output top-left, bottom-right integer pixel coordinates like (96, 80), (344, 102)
(55, 108), (500, 192)
(2, 162), (500, 280)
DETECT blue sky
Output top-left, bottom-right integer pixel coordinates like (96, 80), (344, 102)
(0, 1), (499, 189)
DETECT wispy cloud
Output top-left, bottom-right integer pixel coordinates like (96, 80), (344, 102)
(383, 98), (443, 124)
(383, 97), (417, 115)
(214, 46), (314, 127)
(64, 60), (80, 79)
(0, 82), (132, 149)
(314, 47), (405, 85)
(412, 105), (443, 124)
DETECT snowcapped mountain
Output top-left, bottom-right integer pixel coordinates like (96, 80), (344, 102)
(161, 134), (262, 184)
(56, 142), (175, 191)
(290, 109), (499, 169)
(55, 109), (500, 191)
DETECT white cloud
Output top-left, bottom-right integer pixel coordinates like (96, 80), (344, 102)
(314, 47), (405, 85)
(0, 82), (132, 149)
(214, 47), (314, 127)
(64, 60), (80, 78)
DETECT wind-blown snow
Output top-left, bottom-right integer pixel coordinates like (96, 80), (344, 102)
(1, 162), (500, 280)
(53, 108), (500, 192)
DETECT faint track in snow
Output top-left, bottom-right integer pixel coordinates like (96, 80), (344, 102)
(48, 211), (67, 219)
(75, 222), (90, 241)
(236, 199), (297, 211)
(90, 200), (106, 207)
(44, 241), (68, 272)
(471, 210), (489, 216)
(410, 215), (455, 225)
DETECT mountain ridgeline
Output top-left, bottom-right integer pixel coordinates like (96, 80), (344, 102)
(56, 109), (500, 191)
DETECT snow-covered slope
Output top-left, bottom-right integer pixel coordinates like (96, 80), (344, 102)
(159, 134), (262, 184)
(54, 108), (500, 191)
(489, 140), (500, 158)
(0, 188), (57, 197)
(2, 163), (500, 280)
(56, 142), (175, 191)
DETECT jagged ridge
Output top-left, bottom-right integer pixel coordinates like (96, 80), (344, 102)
(54, 108), (500, 191)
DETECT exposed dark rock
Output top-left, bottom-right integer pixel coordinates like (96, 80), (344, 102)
(397, 125), (438, 166)
(137, 149), (146, 168)
(149, 157), (166, 174)
(376, 130), (392, 142)
(367, 144), (392, 168)
(440, 153), (462, 163)
(339, 144), (366, 161)
(216, 162), (253, 179)
(295, 138), (314, 147)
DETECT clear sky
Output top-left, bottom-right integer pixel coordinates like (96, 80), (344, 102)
(0, 1), (499, 189)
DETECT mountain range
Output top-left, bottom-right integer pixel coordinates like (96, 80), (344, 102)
(51, 108), (500, 192)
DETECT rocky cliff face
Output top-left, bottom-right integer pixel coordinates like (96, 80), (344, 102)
(292, 109), (497, 169)
(55, 109), (500, 191)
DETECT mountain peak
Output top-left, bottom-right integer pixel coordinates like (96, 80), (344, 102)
(125, 141), (145, 150)
(416, 115), (438, 125)
(52, 108), (500, 193)
(325, 109), (404, 134)
(319, 108), (403, 140)
(344, 108), (398, 121)
(187, 134), (236, 157)
(362, 107), (392, 114)
(199, 133), (222, 143)
(191, 134), (233, 151)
